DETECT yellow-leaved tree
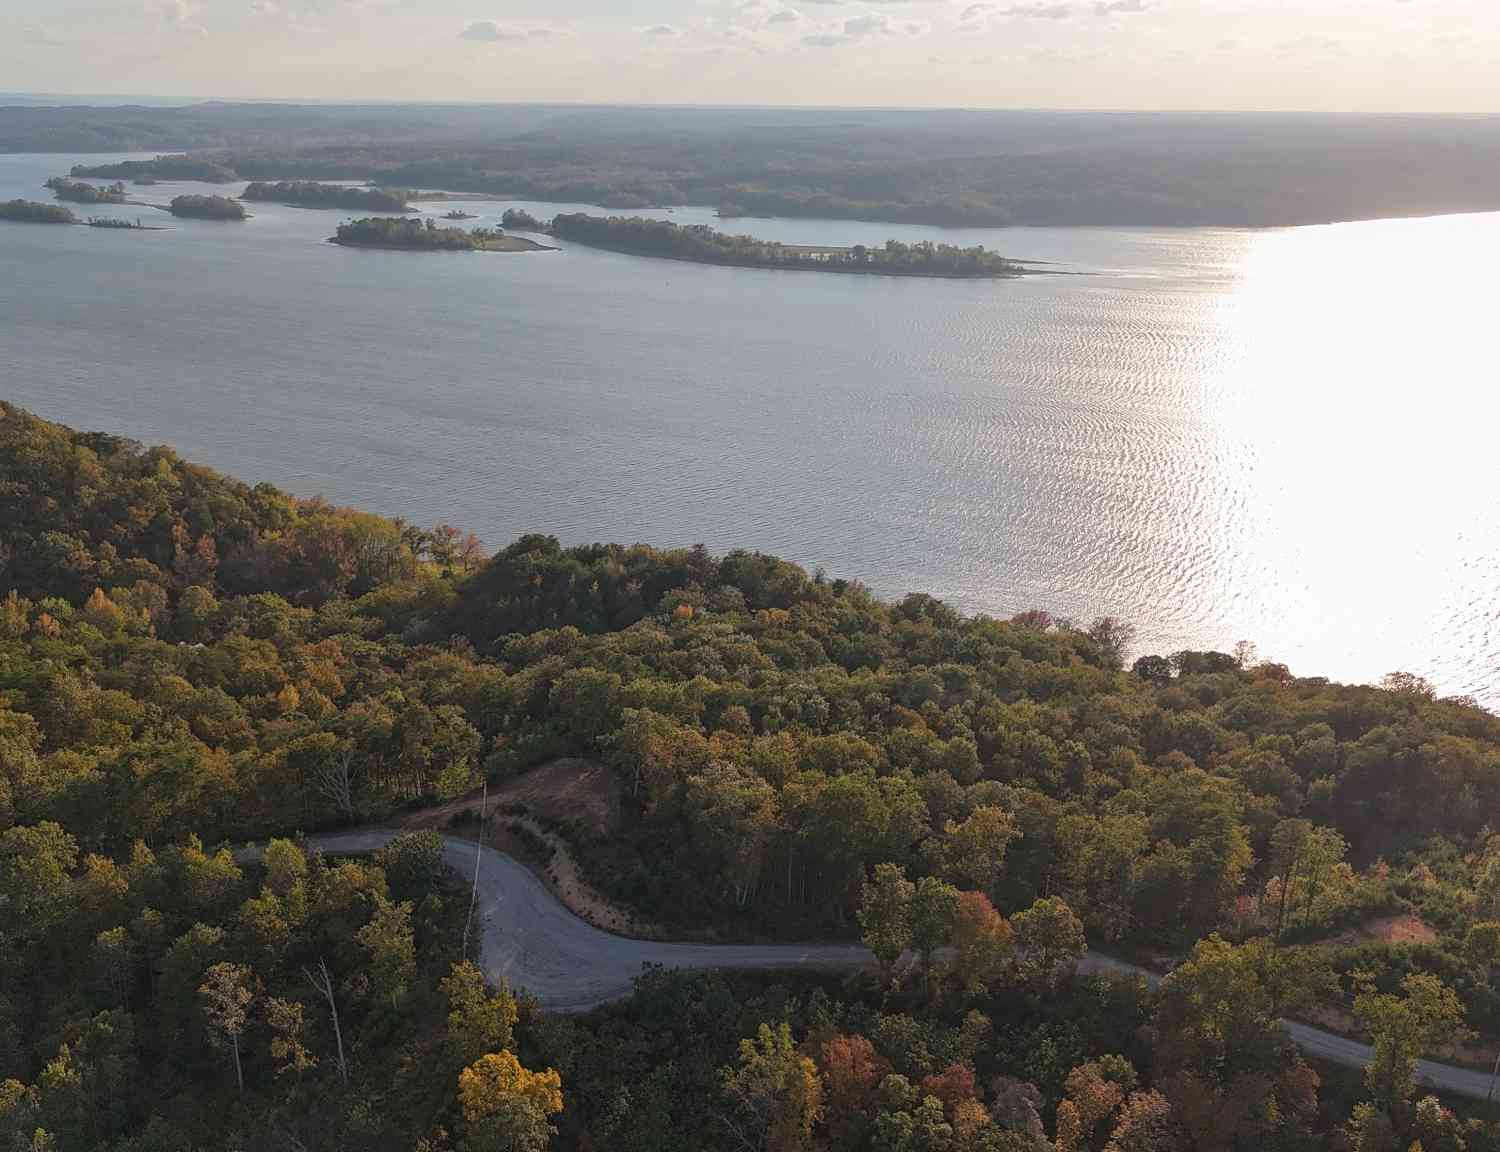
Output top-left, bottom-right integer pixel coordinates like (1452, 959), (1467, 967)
(457, 1051), (563, 1152)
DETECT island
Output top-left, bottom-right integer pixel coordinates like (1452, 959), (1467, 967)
(44, 176), (127, 204)
(169, 194), (247, 220)
(443, 209), (477, 220)
(0, 199), (76, 223)
(331, 216), (551, 252)
(500, 207), (546, 230)
(545, 212), (1026, 277)
(85, 216), (163, 230)
(241, 180), (411, 212)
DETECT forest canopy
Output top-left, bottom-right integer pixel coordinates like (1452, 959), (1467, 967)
(0, 199), (76, 223)
(2, 402), (1500, 1151)
(168, 194), (246, 220)
(44, 176), (127, 204)
(240, 180), (410, 212)
(547, 213), (1024, 277)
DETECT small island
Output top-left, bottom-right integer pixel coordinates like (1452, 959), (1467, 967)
(45, 176), (127, 204)
(500, 207), (546, 231)
(241, 180), (411, 213)
(442, 209), (477, 220)
(85, 216), (162, 230)
(1, 199), (77, 224)
(545, 212), (1026, 278)
(169, 194), (247, 221)
(331, 216), (551, 252)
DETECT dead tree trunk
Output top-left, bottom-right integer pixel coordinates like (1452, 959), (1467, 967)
(304, 958), (348, 1085)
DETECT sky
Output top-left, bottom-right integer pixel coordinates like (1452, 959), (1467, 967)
(4, 0), (1497, 112)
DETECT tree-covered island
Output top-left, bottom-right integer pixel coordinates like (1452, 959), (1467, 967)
(545, 212), (1027, 277)
(0, 199), (77, 223)
(44, 176), (127, 204)
(169, 194), (247, 220)
(331, 215), (551, 251)
(241, 180), (412, 212)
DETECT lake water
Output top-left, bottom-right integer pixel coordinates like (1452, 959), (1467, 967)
(2, 152), (1497, 704)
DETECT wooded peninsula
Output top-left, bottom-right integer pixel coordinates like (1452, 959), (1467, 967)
(544, 211), (1026, 277)
(3, 402), (1500, 1151)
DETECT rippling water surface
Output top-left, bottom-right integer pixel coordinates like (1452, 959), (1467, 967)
(2, 153), (1496, 702)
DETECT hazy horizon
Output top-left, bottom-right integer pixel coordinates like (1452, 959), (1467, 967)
(5, 0), (1497, 114)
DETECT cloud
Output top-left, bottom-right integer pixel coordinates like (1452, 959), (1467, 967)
(141, 0), (208, 34)
(801, 11), (902, 46)
(843, 13), (889, 35)
(1273, 35), (1346, 57)
(999, 2), (1071, 17)
(1094, 0), (1146, 12)
(767, 7), (801, 22)
(460, 20), (525, 41)
(643, 23), (678, 35)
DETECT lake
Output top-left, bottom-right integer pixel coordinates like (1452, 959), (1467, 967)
(2, 152), (1496, 704)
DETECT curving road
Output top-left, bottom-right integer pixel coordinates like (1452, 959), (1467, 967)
(258, 829), (1495, 1101)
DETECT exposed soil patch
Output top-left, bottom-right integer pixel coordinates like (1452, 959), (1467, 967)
(402, 758), (659, 937)
(1319, 913), (1438, 949)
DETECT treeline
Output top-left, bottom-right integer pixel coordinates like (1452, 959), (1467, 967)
(0, 199), (75, 223)
(548, 213), (1023, 277)
(332, 216), (491, 250)
(169, 194), (245, 220)
(72, 155), (239, 183)
(24, 104), (1500, 227)
(44, 176), (126, 204)
(241, 180), (410, 212)
(3, 404), (1500, 1148)
(500, 208), (546, 231)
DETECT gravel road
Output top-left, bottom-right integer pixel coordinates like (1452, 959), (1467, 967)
(248, 829), (1496, 1101)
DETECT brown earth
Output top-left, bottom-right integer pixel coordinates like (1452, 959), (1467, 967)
(401, 757), (664, 937)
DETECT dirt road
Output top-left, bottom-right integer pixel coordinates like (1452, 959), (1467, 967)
(261, 829), (1496, 1101)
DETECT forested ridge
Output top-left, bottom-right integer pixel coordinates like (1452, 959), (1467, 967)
(3, 402), (1500, 1151)
(25, 105), (1500, 228)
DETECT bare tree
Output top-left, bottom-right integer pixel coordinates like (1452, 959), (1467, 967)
(462, 780), (487, 960)
(315, 745), (358, 824)
(303, 957), (348, 1085)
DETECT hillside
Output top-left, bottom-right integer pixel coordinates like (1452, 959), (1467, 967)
(2, 402), (1498, 1150)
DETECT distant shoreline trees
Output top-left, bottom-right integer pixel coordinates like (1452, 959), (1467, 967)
(242, 180), (410, 212)
(72, 155), (239, 183)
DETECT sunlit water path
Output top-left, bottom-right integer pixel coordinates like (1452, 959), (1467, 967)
(2, 153), (1496, 703)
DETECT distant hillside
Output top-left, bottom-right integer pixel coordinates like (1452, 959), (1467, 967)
(5, 102), (1500, 226)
